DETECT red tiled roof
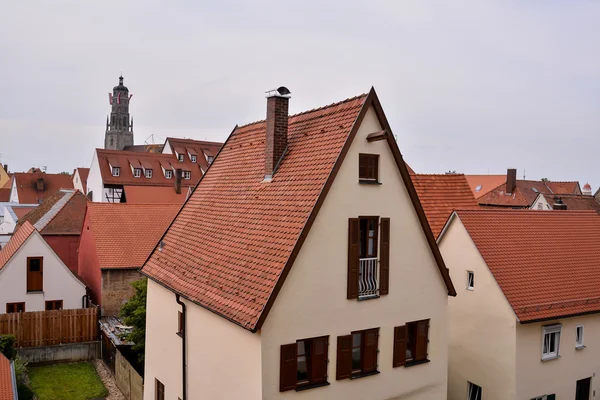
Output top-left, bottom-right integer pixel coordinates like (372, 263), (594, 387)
(0, 188), (9, 202)
(97, 149), (204, 187)
(165, 138), (223, 171)
(13, 172), (74, 204)
(464, 175), (506, 199)
(548, 194), (600, 212)
(87, 203), (181, 269)
(454, 209), (600, 322)
(546, 181), (581, 194)
(123, 144), (164, 153)
(1, 177), (12, 189)
(12, 206), (36, 219)
(411, 174), (479, 238)
(123, 186), (189, 204)
(477, 180), (581, 208)
(0, 352), (14, 400)
(142, 89), (455, 331)
(16, 190), (87, 235)
(0, 221), (35, 271)
(77, 168), (90, 193)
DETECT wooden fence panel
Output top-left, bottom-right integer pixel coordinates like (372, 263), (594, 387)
(0, 308), (98, 348)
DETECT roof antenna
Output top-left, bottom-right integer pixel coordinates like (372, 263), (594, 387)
(523, 169), (526, 180)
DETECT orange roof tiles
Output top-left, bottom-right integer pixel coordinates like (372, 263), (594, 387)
(411, 174), (478, 238)
(465, 175), (506, 199)
(455, 209), (600, 322)
(76, 167), (90, 193)
(165, 138), (223, 172)
(0, 188), (9, 202)
(546, 181), (581, 194)
(142, 90), (455, 331)
(0, 221), (36, 271)
(477, 180), (581, 208)
(0, 353), (14, 400)
(87, 203), (181, 269)
(548, 194), (600, 212)
(123, 186), (188, 204)
(17, 190), (87, 234)
(13, 172), (74, 204)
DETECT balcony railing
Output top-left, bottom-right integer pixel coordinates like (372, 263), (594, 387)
(359, 257), (379, 299)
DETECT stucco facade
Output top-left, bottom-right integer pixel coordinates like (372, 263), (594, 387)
(440, 214), (600, 400)
(143, 104), (451, 399)
(87, 150), (103, 203)
(0, 231), (86, 313)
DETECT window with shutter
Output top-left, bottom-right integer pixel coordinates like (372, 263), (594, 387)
(393, 325), (407, 367)
(358, 154), (379, 183)
(280, 336), (329, 392)
(347, 218), (360, 299)
(338, 328), (379, 380)
(27, 257), (43, 292)
(6, 302), (25, 313)
(379, 218), (390, 295)
(404, 319), (430, 367)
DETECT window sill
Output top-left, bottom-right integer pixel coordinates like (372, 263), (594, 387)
(27, 291), (43, 294)
(295, 381), (330, 392)
(541, 355), (560, 362)
(358, 180), (382, 185)
(576, 345), (586, 350)
(466, 287), (474, 291)
(350, 370), (380, 380)
(358, 295), (380, 302)
(405, 359), (430, 368)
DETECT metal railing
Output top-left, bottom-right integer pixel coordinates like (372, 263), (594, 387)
(359, 257), (378, 298)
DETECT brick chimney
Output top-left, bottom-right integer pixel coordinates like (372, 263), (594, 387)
(175, 168), (182, 194)
(506, 168), (517, 194)
(36, 178), (45, 192)
(265, 87), (291, 180)
(553, 197), (567, 210)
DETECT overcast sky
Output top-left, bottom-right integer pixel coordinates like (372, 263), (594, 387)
(1, 1), (599, 189)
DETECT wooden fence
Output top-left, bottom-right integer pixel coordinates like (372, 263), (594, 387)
(0, 308), (98, 348)
(116, 349), (144, 400)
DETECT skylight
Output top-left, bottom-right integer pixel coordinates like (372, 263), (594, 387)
(475, 185), (482, 192)
(532, 188), (539, 193)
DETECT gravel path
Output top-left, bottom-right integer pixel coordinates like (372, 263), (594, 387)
(93, 359), (126, 400)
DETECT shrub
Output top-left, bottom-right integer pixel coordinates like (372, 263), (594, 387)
(0, 335), (17, 360)
(17, 383), (35, 400)
(13, 355), (28, 383)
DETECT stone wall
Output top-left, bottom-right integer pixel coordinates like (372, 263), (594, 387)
(101, 269), (142, 316)
(18, 341), (100, 365)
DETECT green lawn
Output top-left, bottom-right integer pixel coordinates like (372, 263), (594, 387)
(28, 361), (108, 400)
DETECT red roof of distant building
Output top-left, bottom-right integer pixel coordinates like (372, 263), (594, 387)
(164, 138), (223, 172)
(477, 180), (581, 208)
(76, 168), (90, 193)
(142, 89), (455, 331)
(583, 183), (592, 190)
(13, 172), (74, 204)
(123, 186), (189, 204)
(1, 177), (12, 189)
(0, 352), (14, 400)
(12, 206), (36, 219)
(17, 189), (87, 234)
(86, 203), (181, 269)
(452, 209), (600, 322)
(0, 221), (36, 271)
(464, 175), (506, 199)
(412, 174), (479, 238)
(548, 194), (600, 212)
(0, 188), (9, 202)
(123, 144), (164, 153)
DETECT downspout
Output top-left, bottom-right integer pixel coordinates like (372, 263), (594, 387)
(176, 294), (187, 400)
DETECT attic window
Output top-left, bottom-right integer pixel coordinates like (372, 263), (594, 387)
(475, 185), (482, 192)
(191, 155), (197, 163)
(165, 170), (173, 179)
(467, 271), (474, 290)
(133, 168), (141, 178)
(145, 169), (153, 178)
(178, 154), (184, 162)
(112, 167), (120, 177)
(183, 171), (191, 180)
(207, 156), (214, 165)
(358, 154), (379, 183)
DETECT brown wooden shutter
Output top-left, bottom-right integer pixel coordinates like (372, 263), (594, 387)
(393, 325), (407, 367)
(280, 343), (297, 391)
(362, 329), (379, 373)
(336, 335), (353, 380)
(347, 218), (360, 299)
(311, 337), (328, 383)
(415, 320), (429, 361)
(379, 218), (390, 295)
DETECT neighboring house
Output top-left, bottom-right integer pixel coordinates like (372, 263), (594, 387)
(534, 193), (600, 213)
(477, 169), (581, 209)
(0, 352), (17, 400)
(86, 148), (205, 203)
(78, 203), (180, 316)
(0, 203), (38, 248)
(439, 209), (600, 400)
(464, 174), (506, 199)
(0, 164), (10, 189)
(0, 189), (9, 203)
(411, 174), (478, 238)
(0, 222), (87, 313)
(161, 137), (222, 173)
(142, 87), (456, 400)
(9, 172), (74, 204)
(72, 167), (90, 195)
(16, 190), (87, 274)
(123, 144), (164, 153)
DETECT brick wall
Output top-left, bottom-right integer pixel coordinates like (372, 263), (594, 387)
(101, 269), (143, 316)
(265, 95), (289, 177)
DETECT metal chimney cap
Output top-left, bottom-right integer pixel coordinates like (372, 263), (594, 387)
(265, 86), (291, 98)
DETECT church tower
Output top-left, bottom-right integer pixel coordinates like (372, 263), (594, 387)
(104, 76), (134, 150)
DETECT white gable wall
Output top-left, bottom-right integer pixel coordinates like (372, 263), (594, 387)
(87, 150), (103, 202)
(260, 106), (449, 399)
(9, 179), (18, 203)
(0, 232), (86, 313)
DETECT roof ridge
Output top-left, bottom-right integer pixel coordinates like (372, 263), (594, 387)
(34, 190), (79, 231)
(236, 92), (368, 129)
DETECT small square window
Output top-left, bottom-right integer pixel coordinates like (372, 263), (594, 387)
(542, 324), (561, 360)
(467, 271), (474, 290)
(112, 167), (120, 177)
(145, 169), (153, 178)
(165, 170), (173, 179)
(576, 325), (584, 348)
(358, 154), (379, 183)
(178, 154), (184, 162)
(183, 171), (191, 180)
(133, 168), (141, 178)
(467, 382), (482, 400)
(191, 155), (197, 163)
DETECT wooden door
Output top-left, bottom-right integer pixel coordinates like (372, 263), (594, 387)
(576, 377), (591, 400)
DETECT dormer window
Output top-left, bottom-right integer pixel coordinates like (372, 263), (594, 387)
(207, 156), (214, 165)
(165, 170), (173, 179)
(178, 154), (184, 162)
(183, 171), (191, 180)
(191, 155), (197, 163)
(145, 169), (153, 178)
(112, 167), (120, 177)
(133, 168), (141, 178)
(358, 154), (379, 183)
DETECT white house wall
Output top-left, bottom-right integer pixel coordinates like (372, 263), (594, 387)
(9, 179), (18, 203)
(0, 232), (86, 313)
(87, 150), (103, 202)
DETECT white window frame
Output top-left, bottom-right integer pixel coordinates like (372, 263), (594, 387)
(467, 381), (482, 400)
(542, 324), (561, 360)
(576, 325), (584, 349)
(178, 153), (184, 162)
(145, 169), (153, 179)
(191, 155), (197, 163)
(183, 171), (191, 180)
(207, 156), (214, 164)
(112, 167), (120, 177)
(467, 271), (474, 290)
(165, 170), (173, 179)
(133, 168), (141, 178)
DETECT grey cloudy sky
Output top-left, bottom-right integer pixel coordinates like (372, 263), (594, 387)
(1, 1), (599, 189)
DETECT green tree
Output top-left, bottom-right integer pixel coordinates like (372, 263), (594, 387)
(120, 278), (147, 363)
(0, 335), (17, 360)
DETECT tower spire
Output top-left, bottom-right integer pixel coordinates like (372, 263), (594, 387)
(104, 75), (134, 150)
